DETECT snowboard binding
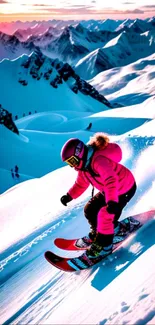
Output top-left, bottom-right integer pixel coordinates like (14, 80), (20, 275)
(113, 217), (141, 244)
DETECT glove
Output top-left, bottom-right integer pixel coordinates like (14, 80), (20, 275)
(106, 200), (119, 214)
(60, 193), (73, 206)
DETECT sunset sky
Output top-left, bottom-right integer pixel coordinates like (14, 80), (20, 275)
(0, 0), (155, 22)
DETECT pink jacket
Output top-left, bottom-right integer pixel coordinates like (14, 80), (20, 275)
(68, 143), (136, 235)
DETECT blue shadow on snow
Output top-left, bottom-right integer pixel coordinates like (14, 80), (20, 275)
(90, 219), (155, 291)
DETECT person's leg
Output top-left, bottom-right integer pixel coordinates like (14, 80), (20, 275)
(86, 183), (137, 258)
(84, 192), (106, 239)
(113, 182), (137, 228)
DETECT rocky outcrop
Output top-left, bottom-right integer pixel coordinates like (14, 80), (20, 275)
(19, 51), (112, 107)
(0, 105), (19, 135)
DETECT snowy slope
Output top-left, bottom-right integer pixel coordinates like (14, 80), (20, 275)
(0, 100), (155, 324)
(0, 110), (150, 194)
(0, 51), (111, 119)
(0, 50), (154, 194)
(89, 53), (155, 106)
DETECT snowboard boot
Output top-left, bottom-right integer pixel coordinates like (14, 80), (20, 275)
(114, 222), (121, 235)
(75, 225), (96, 248)
(88, 225), (97, 241)
(86, 233), (113, 259)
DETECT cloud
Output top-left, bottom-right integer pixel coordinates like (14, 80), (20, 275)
(137, 5), (155, 13)
(25, 4), (94, 15)
(68, 5), (89, 8)
(124, 8), (144, 13)
(142, 5), (155, 8)
(32, 4), (50, 6)
(20, 3), (144, 16)
(30, 3), (91, 11)
(122, 1), (135, 4)
(1, 1), (155, 19)
(33, 3), (90, 9)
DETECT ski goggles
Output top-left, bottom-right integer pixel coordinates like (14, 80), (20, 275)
(65, 155), (80, 167)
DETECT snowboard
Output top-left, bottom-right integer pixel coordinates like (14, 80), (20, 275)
(54, 210), (155, 251)
(44, 210), (155, 272)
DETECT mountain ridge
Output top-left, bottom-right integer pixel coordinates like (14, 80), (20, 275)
(75, 29), (155, 79)
(0, 50), (112, 120)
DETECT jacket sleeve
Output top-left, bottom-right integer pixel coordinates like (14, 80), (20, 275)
(94, 156), (119, 203)
(68, 171), (90, 199)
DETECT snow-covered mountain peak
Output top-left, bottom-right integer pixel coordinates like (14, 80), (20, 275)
(0, 50), (112, 124)
(104, 31), (127, 48)
(128, 18), (150, 33)
(13, 22), (60, 42)
(45, 24), (122, 65)
(0, 31), (37, 61)
(75, 23), (85, 34)
(75, 27), (155, 79)
(0, 32), (19, 45)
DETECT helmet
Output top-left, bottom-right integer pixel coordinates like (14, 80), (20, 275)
(61, 138), (86, 168)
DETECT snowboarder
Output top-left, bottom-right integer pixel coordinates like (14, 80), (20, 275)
(15, 165), (19, 178)
(11, 168), (14, 178)
(60, 132), (137, 259)
(85, 122), (92, 130)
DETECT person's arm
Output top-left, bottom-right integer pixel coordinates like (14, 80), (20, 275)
(94, 156), (119, 203)
(95, 156), (120, 235)
(60, 172), (90, 206)
(67, 171), (90, 199)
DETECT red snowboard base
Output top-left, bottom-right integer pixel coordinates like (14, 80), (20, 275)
(54, 237), (89, 251)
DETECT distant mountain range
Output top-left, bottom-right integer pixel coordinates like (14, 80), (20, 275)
(0, 18), (155, 74)
(0, 17), (155, 35)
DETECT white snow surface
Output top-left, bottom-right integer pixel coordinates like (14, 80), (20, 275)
(89, 53), (155, 107)
(1, 21), (155, 325)
(1, 96), (155, 324)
